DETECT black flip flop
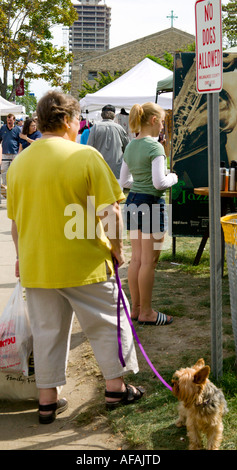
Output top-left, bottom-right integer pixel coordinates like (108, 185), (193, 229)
(138, 312), (173, 326)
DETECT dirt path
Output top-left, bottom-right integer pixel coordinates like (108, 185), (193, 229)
(0, 316), (126, 451)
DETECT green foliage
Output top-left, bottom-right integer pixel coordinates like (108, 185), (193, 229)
(146, 52), (174, 71)
(0, 0), (78, 100)
(147, 43), (196, 72)
(180, 41), (196, 52)
(78, 71), (125, 99)
(222, 1), (237, 47)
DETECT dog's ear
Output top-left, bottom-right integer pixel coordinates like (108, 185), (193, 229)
(193, 366), (210, 384)
(194, 358), (205, 368)
(171, 380), (179, 397)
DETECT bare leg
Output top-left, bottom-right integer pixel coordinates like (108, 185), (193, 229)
(127, 231), (142, 319)
(128, 231), (172, 323)
(105, 377), (126, 403)
(39, 388), (58, 416)
(137, 234), (162, 322)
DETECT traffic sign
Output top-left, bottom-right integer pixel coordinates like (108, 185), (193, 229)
(195, 0), (223, 93)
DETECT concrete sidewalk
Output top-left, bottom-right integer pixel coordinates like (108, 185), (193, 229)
(0, 199), (16, 312)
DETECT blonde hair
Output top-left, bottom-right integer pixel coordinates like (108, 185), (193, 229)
(129, 102), (165, 133)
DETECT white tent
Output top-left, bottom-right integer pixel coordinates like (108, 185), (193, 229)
(80, 58), (173, 114)
(0, 96), (25, 116)
(225, 46), (237, 52)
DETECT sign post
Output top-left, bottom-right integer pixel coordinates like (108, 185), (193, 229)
(195, 0), (223, 379)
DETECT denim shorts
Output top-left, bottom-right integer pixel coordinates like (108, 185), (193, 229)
(124, 192), (166, 234)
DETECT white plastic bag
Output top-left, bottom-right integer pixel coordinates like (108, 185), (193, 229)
(0, 371), (39, 400)
(0, 281), (33, 376)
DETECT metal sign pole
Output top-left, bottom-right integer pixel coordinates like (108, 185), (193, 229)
(207, 92), (223, 379)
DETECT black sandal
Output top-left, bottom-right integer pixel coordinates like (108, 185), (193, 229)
(105, 384), (145, 410)
(138, 312), (173, 326)
(38, 398), (68, 424)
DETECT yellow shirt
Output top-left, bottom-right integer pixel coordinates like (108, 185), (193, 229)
(7, 138), (125, 288)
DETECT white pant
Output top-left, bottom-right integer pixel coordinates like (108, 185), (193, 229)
(26, 277), (139, 388)
(1, 154), (16, 185)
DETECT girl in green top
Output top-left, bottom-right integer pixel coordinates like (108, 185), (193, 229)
(120, 102), (178, 326)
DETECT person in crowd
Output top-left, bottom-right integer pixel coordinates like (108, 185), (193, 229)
(7, 91), (144, 424)
(120, 102), (178, 326)
(114, 108), (135, 142)
(16, 118), (24, 130)
(19, 118), (42, 151)
(80, 122), (93, 145)
(87, 104), (129, 183)
(0, 114), (21, 185)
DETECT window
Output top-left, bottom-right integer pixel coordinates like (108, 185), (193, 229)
(88, 71), (98, 80)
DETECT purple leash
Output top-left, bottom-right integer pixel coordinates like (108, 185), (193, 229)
(115, 262), (172, 392)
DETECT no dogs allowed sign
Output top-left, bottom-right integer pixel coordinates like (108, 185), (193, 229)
(195, 0), (223, 93)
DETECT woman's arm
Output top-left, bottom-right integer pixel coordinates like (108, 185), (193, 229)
(19, 133), (35, 145)
(97, 202), (125, 267)
(152, 155), (178, 190)
(120, 160), (133, 188)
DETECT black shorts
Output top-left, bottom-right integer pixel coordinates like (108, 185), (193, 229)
(124, 192), (166, 234)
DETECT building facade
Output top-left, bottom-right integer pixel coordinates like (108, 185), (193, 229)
(70, 27), (195, 98)
(69, 0), (111, 52)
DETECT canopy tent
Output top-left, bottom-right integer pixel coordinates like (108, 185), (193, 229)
(0, 96), (25, 116)
(80, 58), (173, 115)
(156, 73), (173, 104)
(225, 46), (237, 52)
(156, 73), (173, 94)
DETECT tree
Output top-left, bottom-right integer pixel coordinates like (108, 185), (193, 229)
(222, 1), (237, 47)
(146, 52), (174, 71)
(147, 43), (196, 72)
(0, 0), (78, 100)
(79, 71), (124, 99)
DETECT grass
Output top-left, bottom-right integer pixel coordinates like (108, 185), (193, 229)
(105, 356), (237, 451)
(75, 236), (237, 450)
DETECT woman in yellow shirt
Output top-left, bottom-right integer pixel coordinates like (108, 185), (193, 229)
(7, 91), (144, 424)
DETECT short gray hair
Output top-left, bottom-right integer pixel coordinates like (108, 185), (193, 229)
(101, 110), (115, 120)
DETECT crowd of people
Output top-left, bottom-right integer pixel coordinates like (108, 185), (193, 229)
(0, 114), (41, 186)
(1, 91), (178, 424)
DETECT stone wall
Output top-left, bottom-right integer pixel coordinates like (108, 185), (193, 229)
(71, 27), (195, 97)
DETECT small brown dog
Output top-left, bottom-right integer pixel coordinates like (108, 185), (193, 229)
(172, 359), (228, 450)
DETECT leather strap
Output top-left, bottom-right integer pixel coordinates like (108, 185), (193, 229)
(38, 402), (57, 412)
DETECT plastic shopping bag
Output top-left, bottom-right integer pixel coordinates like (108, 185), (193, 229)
(0, 371), (39, 401)
(0, 281), (33, 376)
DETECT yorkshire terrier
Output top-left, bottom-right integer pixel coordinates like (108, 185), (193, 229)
(172, 359), (228, 450)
